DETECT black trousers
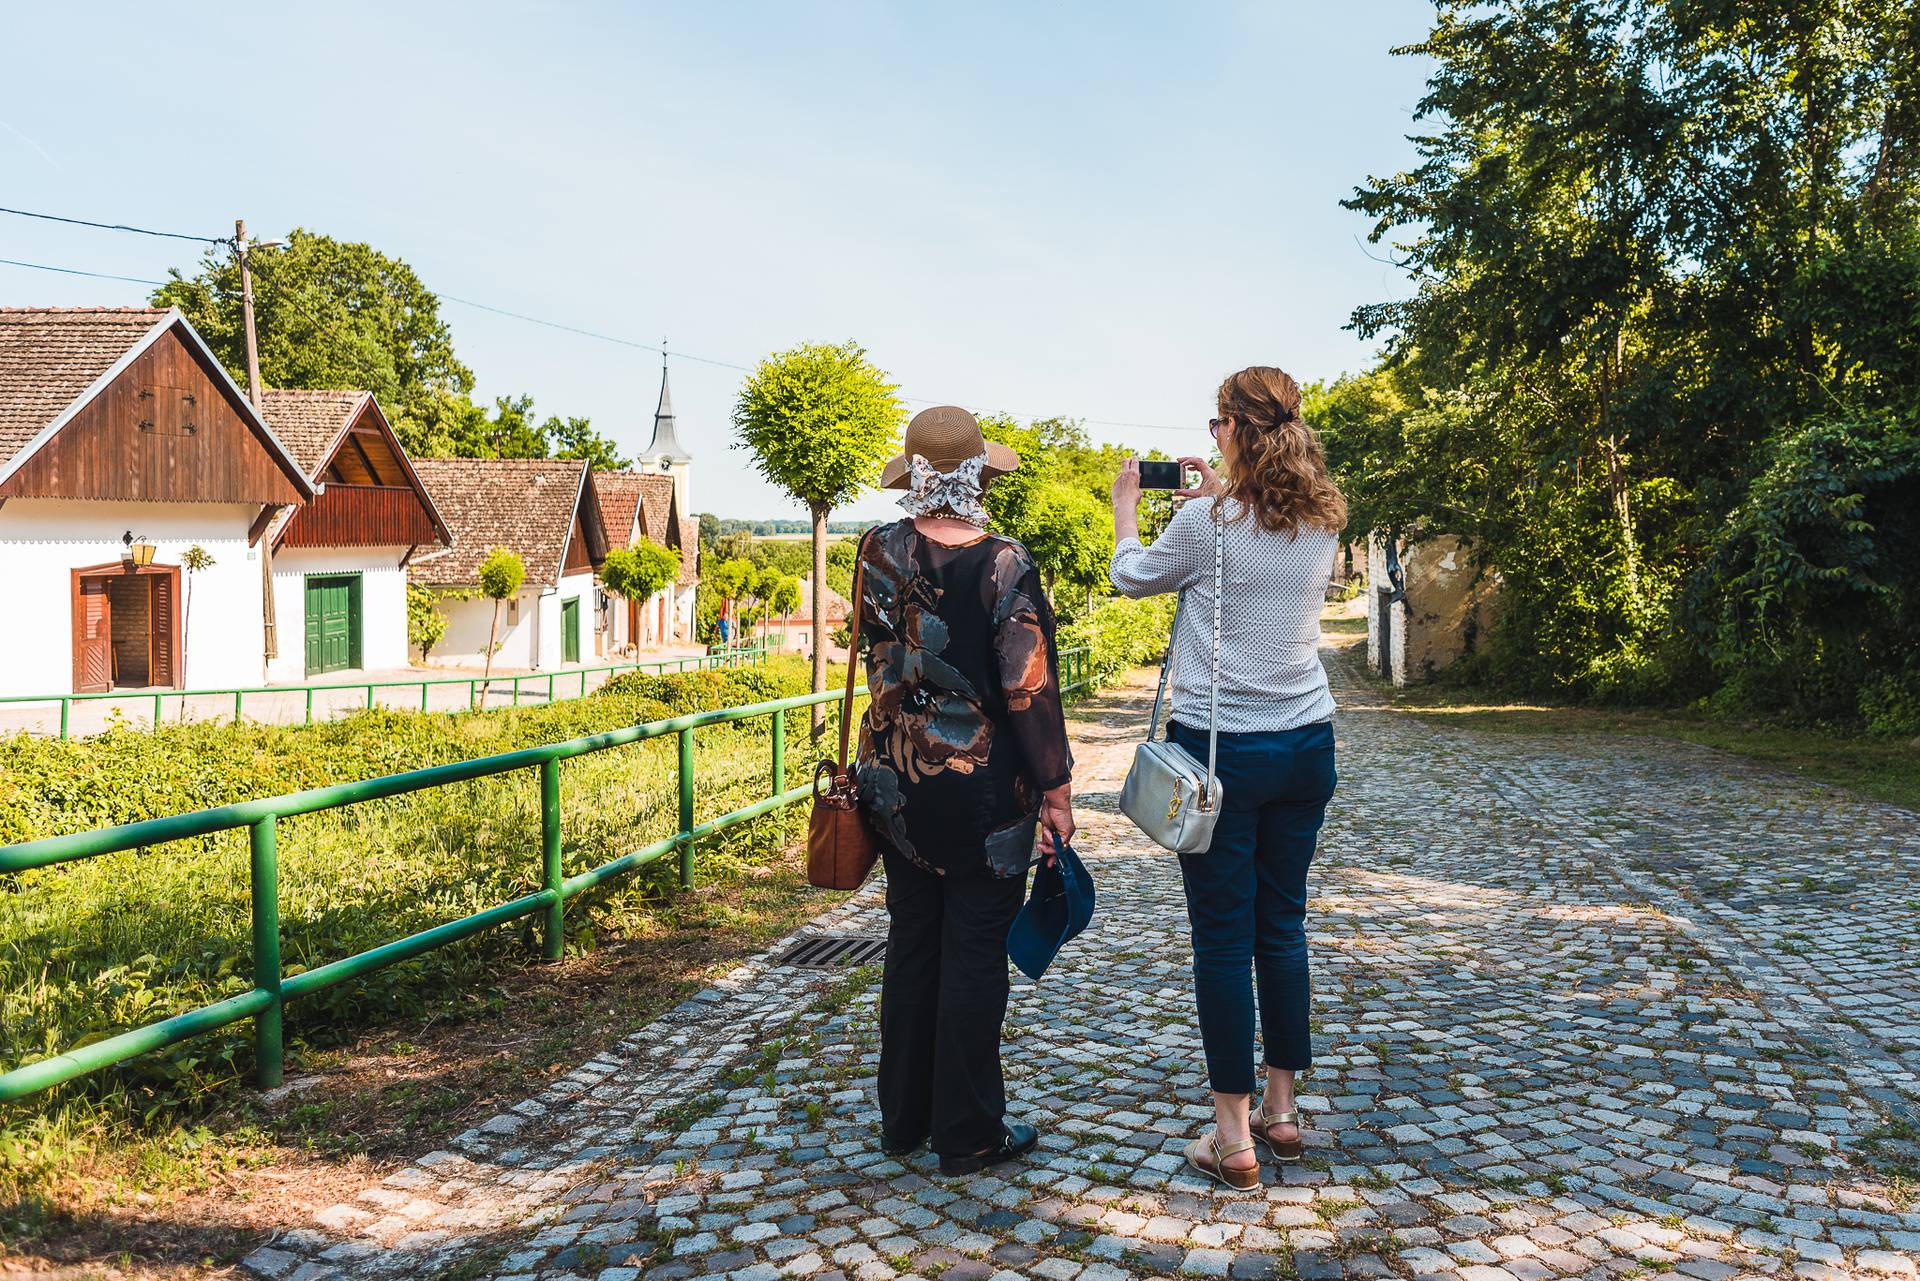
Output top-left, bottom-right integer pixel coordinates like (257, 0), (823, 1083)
(877, 845), (1027, 1157)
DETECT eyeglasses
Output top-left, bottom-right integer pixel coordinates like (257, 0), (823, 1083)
(1208, 418), (1229, 439)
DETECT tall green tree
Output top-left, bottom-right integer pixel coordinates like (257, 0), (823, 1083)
(153, 228), (627, 466)
(732, 341), (904, 716)
(1336, 0), (1920, 709)
(154, 229), (474, 443)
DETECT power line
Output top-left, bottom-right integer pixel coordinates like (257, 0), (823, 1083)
(0, 202), (1203, 434)
(0, 257), (166, 286)
(0, 205), (226, 245)
(439, 295), (753, 372)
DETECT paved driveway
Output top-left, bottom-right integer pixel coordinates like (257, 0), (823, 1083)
(248, 644), (1920, 1281)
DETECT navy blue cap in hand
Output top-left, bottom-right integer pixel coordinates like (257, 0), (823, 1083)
(1006, 840), (1096, 981)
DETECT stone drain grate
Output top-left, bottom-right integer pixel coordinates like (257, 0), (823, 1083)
(776, 933), (887, 969)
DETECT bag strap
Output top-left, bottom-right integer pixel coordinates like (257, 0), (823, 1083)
(1146, 591), (1182, 743)
(1202, 505), (1222, 808)
(1144, 503), (1226, 811)
(833, 530), (873, 776)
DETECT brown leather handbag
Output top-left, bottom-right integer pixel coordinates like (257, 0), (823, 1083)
(806, 538), (879, 890)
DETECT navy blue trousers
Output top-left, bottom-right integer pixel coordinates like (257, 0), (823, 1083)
(1168, 718), (1336, 1094)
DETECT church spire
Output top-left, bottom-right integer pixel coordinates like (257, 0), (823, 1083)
(640, 351), (692, 464)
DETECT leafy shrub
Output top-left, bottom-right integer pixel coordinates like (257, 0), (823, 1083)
(1691, 412), (1920, 726)
(1060, 594), (1177, 691)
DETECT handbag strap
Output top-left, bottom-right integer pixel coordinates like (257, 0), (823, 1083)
(833, 530), (873, 776)
(1144, 503), (1225, 808)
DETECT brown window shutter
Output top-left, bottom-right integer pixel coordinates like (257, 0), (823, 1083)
(72, 575), (113, 693)
(151, 572), (177, 687)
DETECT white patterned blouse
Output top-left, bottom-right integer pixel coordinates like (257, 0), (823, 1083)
(1109, 495), (1338, 734)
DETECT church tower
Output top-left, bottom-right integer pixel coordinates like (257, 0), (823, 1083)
(637, 354), (692, 515)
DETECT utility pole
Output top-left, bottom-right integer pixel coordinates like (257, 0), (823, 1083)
(237, 219), (265, 406)
(236, 219), (277, 676)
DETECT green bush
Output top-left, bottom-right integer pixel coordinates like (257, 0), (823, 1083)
(1060, 594), (1177, 691)
(0, 658), (822, 1123)
(1691, 412), (1920, 727)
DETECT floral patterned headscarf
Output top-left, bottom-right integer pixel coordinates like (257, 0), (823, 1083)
(896, 450), (990, 528)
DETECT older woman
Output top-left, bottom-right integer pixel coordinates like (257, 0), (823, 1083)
(856, 405), (1075, 1176)
(1109, 366), (1346, 1189)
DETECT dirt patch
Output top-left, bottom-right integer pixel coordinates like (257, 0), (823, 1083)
(3, 853), (837, 1279)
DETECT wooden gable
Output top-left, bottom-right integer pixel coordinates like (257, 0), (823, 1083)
(278, 398), (450, 551)
(0, 323), (308, 504)
(562, 505), (598, 573)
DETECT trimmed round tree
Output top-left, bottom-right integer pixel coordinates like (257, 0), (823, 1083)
(731, 341), (902, 724)
(763, 570), (801, 649)
(477, 545), (526, 709)
(601, 539), (681, 650)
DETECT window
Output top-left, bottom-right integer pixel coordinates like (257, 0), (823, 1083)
(507, 597), (520, 625)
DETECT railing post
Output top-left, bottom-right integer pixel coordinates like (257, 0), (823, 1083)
(304, 686), (314, 725)
(469, 679), (476, 710)
(250, 816), (283, 1089)
(540, 759), (564, 960)
(421, 682), (429, 711)
(365, 684), (374, 710)
(154, 692), (162, 727)
(548, 673), (555, 702)
(771, 707), (785, 798)
(677, 727), (695, 889)
(59, 697), (69, 740)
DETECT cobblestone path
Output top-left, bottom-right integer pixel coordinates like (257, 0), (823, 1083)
(248, 643), (1920, 1281)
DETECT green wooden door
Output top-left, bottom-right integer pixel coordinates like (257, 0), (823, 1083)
(304, 574), (362, 676)
(561, 596), (581, 664)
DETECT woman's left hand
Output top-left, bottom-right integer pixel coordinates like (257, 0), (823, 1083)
(1111, 457), (1142, 512)
(1037, 784), (1075, 863)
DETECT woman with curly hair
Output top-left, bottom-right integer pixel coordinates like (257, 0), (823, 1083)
(1109, 366), (1347, 1189)
(855, 405), (1074, 1175)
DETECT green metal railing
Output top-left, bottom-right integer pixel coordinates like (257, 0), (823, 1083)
(0, 643), (1098, 1105)
(1057, 645), (1093, 695)
(0, 680), (852, 1104)
(0, 643), (773, 740)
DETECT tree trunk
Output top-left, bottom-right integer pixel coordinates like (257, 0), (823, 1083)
(810, 502), (829, 736)
(481, 598), (501, 710)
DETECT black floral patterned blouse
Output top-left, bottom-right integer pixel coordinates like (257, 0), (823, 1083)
(854, 520), (1073, 878)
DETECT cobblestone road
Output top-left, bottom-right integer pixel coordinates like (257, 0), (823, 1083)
(248, 643), (1920, 1281)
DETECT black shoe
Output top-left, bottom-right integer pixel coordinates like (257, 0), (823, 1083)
(881, 1130), (928, 1156)
(937, 1122), (1039, 1176)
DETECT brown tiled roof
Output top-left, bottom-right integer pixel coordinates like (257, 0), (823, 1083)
(634, 473), (676, 544)
(258, 389), (367, 477)
(406, 457), (593, 589)
(592, 470), (649, 547)
(789, 576), (850, 622)
(678, 516), (700, 584)
(0, 308), (172, 468)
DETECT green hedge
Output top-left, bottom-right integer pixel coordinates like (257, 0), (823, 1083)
(0, 659), (822, 1119)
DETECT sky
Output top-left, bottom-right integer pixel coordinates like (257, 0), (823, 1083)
(1, 1), (1434, 522)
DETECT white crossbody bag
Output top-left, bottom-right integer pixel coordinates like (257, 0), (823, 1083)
(1118, 509), (1224, 854)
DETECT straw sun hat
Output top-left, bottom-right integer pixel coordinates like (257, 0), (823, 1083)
(878, 405), (1021, 489)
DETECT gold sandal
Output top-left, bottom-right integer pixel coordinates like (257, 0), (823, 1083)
(1251, 1101), (1304, 1162)
(1185, 1133), (1261, 1190)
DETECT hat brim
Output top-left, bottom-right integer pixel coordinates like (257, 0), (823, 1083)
(879, 440), (1020, 490)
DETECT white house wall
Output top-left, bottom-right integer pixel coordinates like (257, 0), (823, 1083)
(266, 546), (411, 684)
(541, 570), (598, 668)
(0, 497), (265, 696)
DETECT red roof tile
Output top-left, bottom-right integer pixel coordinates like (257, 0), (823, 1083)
(258, 389), (368, 477)
(406, 457), (600, 589)
(0, 308), (172, 468)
